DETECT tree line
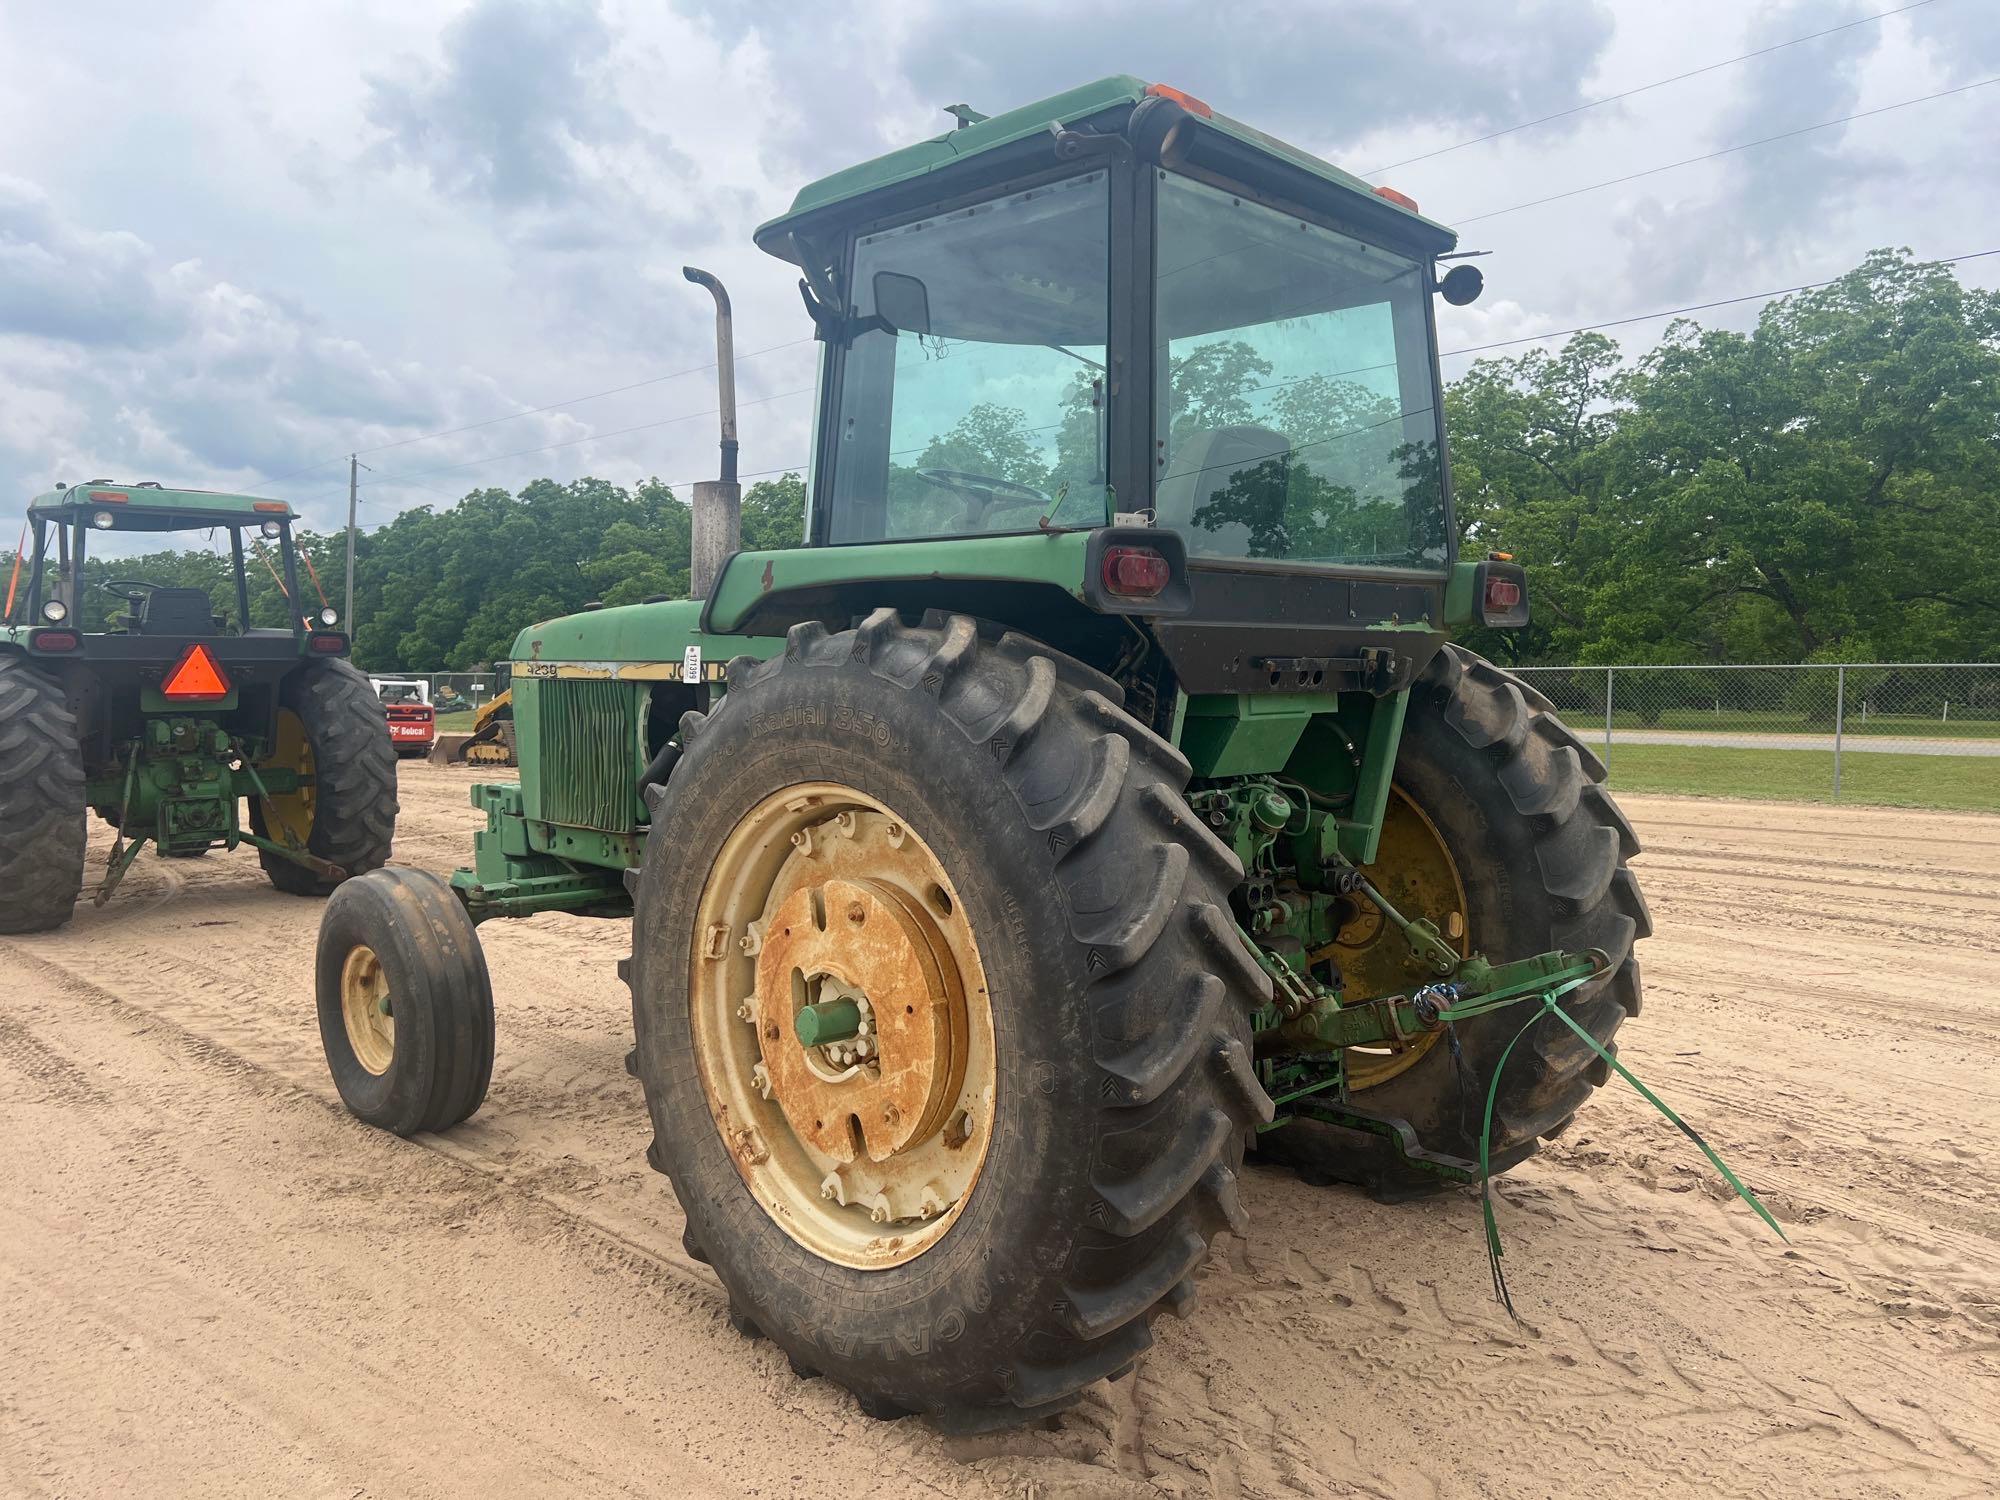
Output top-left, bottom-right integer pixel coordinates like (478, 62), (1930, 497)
(5, 248), (1993, 670)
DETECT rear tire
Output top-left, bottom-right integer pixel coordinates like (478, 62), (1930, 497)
(1258, 644), (1651, 1198)
(254, 659), (397, 896)
(0, 658), (86, 934)
(315, 868), (494, 1134)
(629, 611), (1273, 1428)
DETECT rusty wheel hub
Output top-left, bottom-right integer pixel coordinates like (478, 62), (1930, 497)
(690, 785), (995, 1270)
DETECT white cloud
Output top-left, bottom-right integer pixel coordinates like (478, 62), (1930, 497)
(0, 0), (1994, 541)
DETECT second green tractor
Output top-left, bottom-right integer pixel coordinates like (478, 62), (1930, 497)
(315, 78), (1650, 1430)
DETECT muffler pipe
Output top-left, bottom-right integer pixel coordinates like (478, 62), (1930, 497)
(683, 266), (741, 598)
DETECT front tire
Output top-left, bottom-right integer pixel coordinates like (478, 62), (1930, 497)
(1261, 645), (1651, 1198)
(254, 659), (397, 896)
(629, 611), (1272, 1428)
(315, 868), (494, 1134)
(0, 658), (86, 934)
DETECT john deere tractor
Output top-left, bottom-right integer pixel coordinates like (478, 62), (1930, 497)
(315, 79), (1648, 1429)
(0, 482), (396, 932)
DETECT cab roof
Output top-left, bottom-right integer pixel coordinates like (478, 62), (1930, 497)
(28, 481), (292, 527)
(755, 75), (1456, 262)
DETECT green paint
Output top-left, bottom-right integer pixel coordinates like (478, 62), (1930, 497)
(1180, 692), (1336, 777)
(701, 532), (1096, 636)
(754, 75), (1454, 260)
(1337, 689), (1408, 865)
(795, 998), (863, 1047)
(27, 483), (293, 525)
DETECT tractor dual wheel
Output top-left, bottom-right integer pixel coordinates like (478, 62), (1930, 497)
(629, 611), (1273, 1428)
(254, 659), (398, 896)
(315, 867), (494, 1135)
(0, 657), (87, 934)
(1259, 644), (1652, 1200)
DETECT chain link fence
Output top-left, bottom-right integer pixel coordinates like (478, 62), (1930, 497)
(1509, 663), (1998, 811)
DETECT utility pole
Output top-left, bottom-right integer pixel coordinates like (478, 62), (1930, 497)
(344, 454), (371, 632)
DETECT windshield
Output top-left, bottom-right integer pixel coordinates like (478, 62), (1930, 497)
(1154, 174), (1447, 570)
(827, 171), (1111, 543)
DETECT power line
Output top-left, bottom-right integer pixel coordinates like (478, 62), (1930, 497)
(1458, 76), (1998, 224)
(1438, 248), (2000, 359)
(1367, 0), (1947, 175)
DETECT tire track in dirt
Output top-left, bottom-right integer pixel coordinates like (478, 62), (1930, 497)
(4, 772), (1998, 1497)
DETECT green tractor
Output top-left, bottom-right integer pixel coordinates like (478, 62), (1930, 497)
(0, 482), (396, 932)
(315, 78), (1648, 1428)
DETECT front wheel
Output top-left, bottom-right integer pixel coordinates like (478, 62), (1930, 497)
(254, 659), (398, 895)
(629, 612), (1272, 1428)
(315, 868), (494, 1134)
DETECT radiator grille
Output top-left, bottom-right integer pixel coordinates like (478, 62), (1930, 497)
(533, 679), (639, 832)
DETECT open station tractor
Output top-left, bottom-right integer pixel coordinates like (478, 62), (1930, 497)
(1, 481), (396, 932)
(311, 79), (1650, 1429)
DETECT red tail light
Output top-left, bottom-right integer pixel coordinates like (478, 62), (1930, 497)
(161, 643), (231, 700)
(1102, 545), (1172, 598)
(309, 633), (348, 654)
(1484, 576), (1522, 612)
(30, 629), (79, 652)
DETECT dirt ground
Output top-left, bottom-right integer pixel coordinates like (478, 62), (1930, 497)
(4, 766), (1997, 1499)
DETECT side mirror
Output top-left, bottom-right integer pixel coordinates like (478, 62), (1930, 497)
(872, 271), (933, 335)
(1438, 264), (1484, 306)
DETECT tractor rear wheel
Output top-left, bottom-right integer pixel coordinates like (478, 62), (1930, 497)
(628, 611), (1272, 1428)
(253, 659), (397, 896)
(0, 658), (87, 934)
(1260, 644), (1651, 1199)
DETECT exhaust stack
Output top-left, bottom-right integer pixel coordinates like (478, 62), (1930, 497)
(683, 266), (740, 598)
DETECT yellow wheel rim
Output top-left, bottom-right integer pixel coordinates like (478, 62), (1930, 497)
(1317, 787), (1470, 1091)
(340, 945), (395, 1075)
(690, 783), (997, 1271)
(259, 708), (316, 848)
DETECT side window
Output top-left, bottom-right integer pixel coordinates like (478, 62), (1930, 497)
(828, 172), (1112, 543)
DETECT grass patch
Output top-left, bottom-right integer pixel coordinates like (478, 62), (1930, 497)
(1604, 743), (1998, 812)
(434, 710), (479, 731)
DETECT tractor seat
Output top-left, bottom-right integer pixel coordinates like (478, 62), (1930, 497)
(1154, 425), (1290, 557)
(136, 588), (223, 635)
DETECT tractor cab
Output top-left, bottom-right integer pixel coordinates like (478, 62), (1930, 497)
(726, 76), (1523, 701)
(759, 78), (1474, 575)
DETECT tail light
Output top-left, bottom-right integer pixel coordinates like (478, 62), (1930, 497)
(29, 629), (79, 652)
(1473, 560), (1529, 628)
(1101, 545), (1172, 598)
(309, 632), (348, 654)
(161, 643), (231, 700)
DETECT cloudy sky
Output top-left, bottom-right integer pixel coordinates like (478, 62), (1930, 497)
(3, 0), (1996, 538)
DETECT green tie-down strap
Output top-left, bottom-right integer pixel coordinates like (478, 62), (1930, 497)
(1459, 978), (1788, 1316)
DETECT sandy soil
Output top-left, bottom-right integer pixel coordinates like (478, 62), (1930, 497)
(4, 767), (1997, 1499)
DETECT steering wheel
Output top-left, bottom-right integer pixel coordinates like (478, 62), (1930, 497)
(917, 468), (1048, 528)
(102, 578), (164, 601)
